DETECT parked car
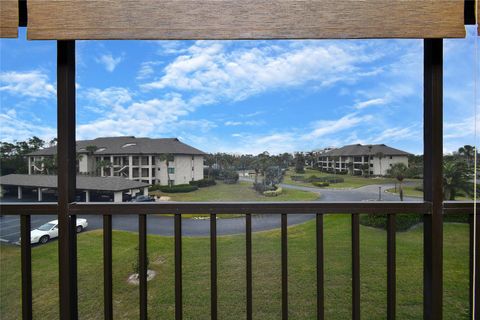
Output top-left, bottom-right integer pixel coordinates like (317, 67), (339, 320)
(24, 219), (88, 244)
(132, 195), (155, 202)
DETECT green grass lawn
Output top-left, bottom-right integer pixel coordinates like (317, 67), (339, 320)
(386, 185), (472, 200)
(0, 216), (469, 319)
(149, 181), (319, 218)
(284, 168), (421, 189)
(151, 181), (319, 202)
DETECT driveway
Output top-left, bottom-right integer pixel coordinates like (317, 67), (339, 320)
(0, 213), (315, 244)
(0, 179), (418, 242)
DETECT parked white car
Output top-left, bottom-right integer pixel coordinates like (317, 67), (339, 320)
(27, 219), (88, 244)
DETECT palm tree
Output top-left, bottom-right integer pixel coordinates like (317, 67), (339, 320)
(367, 145), (373, 178)
(375, 151), (385, 176)
(85, 145), (98, 174)
(458, 145), (475, 169)
(96, 159), (112, 176)
(346, 162), (354, 175)
(387, 163), (408, 201)
(331, 156), (339, 182)
(443, 160), (470, 200)
(204, 155), (215, 180)
(158, 153), (174, 187)
(36, 155), (57, 175)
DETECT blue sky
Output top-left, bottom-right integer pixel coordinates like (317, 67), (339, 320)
(0, 27), (478, 155)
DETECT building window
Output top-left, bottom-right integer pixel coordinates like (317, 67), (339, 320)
(141, 168), (149, 177)
(113, 157), (121, 165)
(132, 156), (139, 166)
(151, 168), (155, 177)
(141, 156), (149, 166)
(151, 156), (155, 164)
(390, 156), (393, 159)
(370, 164), (373, 167)
(353, 157), (362, 162)
(133, 168), (139, 178)
(168, 167), (175, 174)
(122, 156), (129, 165)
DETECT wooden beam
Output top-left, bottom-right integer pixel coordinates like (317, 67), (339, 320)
(0, 0), (18, 38)
(28, 0), (466, 40)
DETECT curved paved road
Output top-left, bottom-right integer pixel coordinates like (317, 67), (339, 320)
(0, 181), (420, 242)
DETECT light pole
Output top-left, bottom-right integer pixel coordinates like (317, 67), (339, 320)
(378, 186), (382, 201)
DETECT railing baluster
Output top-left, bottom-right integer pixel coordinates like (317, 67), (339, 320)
(387, 214), (396, 320)
(139, 214), (147, 320)
(20, 215), (32, 320)
(316, 214), (324, 320)
(175, 213), (183, 320)
(281, 213), (288, 320)
(103, 214), (113, 320)
(211, 213), (217, 320)
(246, 213), (252, 320)
(352, 213), (360, 320)
(470, 213), (480, 318)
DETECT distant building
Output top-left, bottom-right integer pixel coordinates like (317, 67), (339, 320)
(317, 144), (411, 176)
(28, 136), (206, 186)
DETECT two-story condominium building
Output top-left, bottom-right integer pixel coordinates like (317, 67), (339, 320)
(28, 136), (206, 185)
(317, 144), (411, 176)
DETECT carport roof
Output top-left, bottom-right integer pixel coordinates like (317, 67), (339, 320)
(0, 174), (150, 192)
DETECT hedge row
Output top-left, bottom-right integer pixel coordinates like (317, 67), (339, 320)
(360, 213), (469, 232)
(312, 181), (330, 187)
(149, 184), (198, 193)
(291, 174), (344, 184)
(189, 179), (216, 188)
(263, 187), (283, 197)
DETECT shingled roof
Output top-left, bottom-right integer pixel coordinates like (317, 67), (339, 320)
(28, 136), (206, 156)
(0, 174), (149, 192)
(322, 144), (411, 157)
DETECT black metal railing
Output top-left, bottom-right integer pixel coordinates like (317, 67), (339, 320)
(1, 200), (479, 319)
(0, 202), (436, 319)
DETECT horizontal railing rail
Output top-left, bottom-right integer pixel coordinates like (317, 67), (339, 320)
(0, 201), (432, 215)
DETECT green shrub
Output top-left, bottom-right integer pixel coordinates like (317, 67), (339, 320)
(222, 169), (239, 184)
(263, 187), (283, 197)
(312, 181), (330, 187)
(253, 183), (275, 193)
(360, 214), (422, 232)
(189, 179), (216, 188)
(158, 184), (198, 193)
(360, 213), (469, 232)
(291, 175), (305, 182)
(319, 176), (344, 183)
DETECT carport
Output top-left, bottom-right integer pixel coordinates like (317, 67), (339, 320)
(0, 174), (150, 202)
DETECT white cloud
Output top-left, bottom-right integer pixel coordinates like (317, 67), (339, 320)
(0, 110), (56, 142)
(224, 120), (264, 126)
(354, 98), (386, 109)
(95, 53), (124, 72)
(370, 126), (420, 144)
(82, 87), (133, 110)
(301, 113), (373, 141)
(141, 41), (383, 104)
(136, 61), (162, 80)
(76, 92), (200, 140)
(0, 70), (55, 99)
